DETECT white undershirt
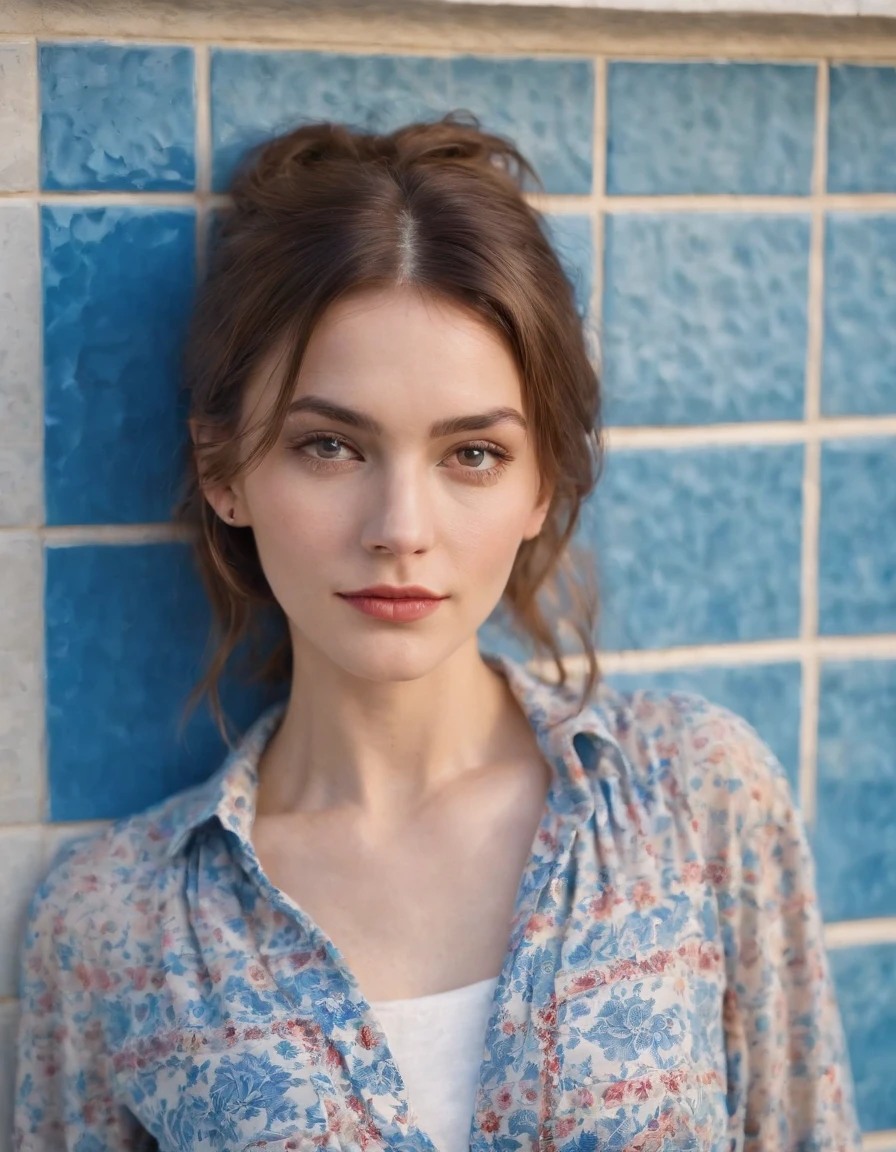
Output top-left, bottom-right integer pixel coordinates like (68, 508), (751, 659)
(369, 974), (501, 1152)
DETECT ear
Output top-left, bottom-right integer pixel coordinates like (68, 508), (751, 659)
(521, 480), (554, 542)
(189, 417), (248, 528)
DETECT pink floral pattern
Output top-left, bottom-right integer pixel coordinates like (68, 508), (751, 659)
(14, 652), (861, 1151)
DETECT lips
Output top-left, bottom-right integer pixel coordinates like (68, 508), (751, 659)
(336, 587), (447, 623)
(339, 585), (446, 600)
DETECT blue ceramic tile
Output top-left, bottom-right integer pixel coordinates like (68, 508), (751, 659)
(814, 660), (896, 923)
(606, 663), (801, 794)
(580, 445), (803, 650)
(828, 66), (896, 193)
(822, 214), (896, 417)
(603, 214), (810, 426)
(449, 56), (594, 194)
(39, 42), (195, 192)
(211, 50), (450, 192)
(210, 50), (593, 195)
(45, 543), (285, 821)
(543, 214), (593, 319)
(42, 206), (196, 526)
(606, 62), (816, 196)
(828, 944), (896, 1131)
(818, 438), (896, 636)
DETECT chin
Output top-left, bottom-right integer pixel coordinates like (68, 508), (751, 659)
(313, 630), (471, 685)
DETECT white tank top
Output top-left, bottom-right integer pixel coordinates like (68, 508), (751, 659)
(369, 973), (501, 1152)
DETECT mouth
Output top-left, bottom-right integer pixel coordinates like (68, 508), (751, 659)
(336, 587), (448, 623)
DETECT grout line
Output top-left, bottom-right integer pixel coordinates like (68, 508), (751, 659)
(825, 919), (896, 948)
(604, 414), (896, 449)
(797, 58), (829, 828)
(529, 633), (896, 678)
(862, 1131), (896, 1152)
(6, 189), (896, 213)
(37, 524), (196, 545)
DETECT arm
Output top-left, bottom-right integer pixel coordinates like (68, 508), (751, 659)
(721, 728), (862, 1151)
(13, 847), (149, 1151)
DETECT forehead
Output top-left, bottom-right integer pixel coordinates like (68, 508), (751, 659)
(246, 285), (525, 419)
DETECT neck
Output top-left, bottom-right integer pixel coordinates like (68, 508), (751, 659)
(254, 640), (533, 829)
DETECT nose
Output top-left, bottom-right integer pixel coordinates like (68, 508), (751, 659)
(360, 459), (435, 556)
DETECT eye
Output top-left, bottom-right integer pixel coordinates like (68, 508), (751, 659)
(289, 433), (362, 470)
(445, 441), (512, 482)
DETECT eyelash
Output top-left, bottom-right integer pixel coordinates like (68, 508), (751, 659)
(288, 433), (513, 484)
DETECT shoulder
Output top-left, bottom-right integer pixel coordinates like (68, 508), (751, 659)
(589, 679), (797, 847)
(21, 783), (205, 965)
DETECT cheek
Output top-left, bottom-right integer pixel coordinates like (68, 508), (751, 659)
(242, 464), (354, 568)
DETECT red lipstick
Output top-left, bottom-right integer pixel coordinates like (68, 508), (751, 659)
(336, 585), (448, 623)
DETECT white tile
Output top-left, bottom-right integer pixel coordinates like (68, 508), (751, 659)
(0, 203), (42, 528)
(0, 535), (43, 824)
(43, 820), (110, 869)
(0, 1000), (20, 1152)
(0, 42), (37, 193)
(0, 827), (47, 999)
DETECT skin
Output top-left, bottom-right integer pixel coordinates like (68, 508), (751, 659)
(196, 283), (558, 998)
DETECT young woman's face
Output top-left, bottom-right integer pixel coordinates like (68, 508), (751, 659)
(225, 285), (552, 682)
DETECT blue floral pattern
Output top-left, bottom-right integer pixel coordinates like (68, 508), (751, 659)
(14, 653), (861, 1151)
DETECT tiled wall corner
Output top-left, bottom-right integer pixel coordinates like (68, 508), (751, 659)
(0, 535), (43, 824)
(0, 204), (42, 528)
(0, 43), (37, 192)
(0, 23), (894, 1149)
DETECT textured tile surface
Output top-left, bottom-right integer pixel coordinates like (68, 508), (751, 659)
(603, 214), (810, 426)
(606, 662), (801, 793)
(822, 214), (896, 416)
(828, 65), (896, 193)
(0, 827), (47, 998)
(210, 50), (593, 194)
(543, 214), (593, 319)
(606, 61), (816, 195)
(0, 203), (42, 527)
(0, 42), (38, 191)
(39, 42), (195, 191)
(448, 55), (593, 194)
(45, 543), (285, 821)
(42, 206), (196, 525)
(0, 535), (43, 824)
(814, 660), (896, 923)
(818, 438), (896, 636)
(581, 445), (804, 650)
(828, 944), (896, 1131)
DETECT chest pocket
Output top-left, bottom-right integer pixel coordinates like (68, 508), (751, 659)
(120, 1039), (337, 1152)
(549, 972), (730, 1148)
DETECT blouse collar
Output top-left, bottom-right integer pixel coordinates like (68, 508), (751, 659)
(163, 651), (623, 861)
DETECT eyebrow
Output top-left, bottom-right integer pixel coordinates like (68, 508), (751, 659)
(286, 396), (529, 438)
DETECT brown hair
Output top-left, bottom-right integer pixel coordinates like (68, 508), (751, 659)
(176, 111), (606, 741)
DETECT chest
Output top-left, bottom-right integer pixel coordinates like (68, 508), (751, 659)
(249, 771), (550, 1002)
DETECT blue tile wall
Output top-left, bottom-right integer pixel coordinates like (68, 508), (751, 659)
(543, 214), (593, 319)
(818, 438), (896, 636)
(580, 445), (804, 650)
(42, 205), (196, 525)
(814, 660), (896, 923)
(602, 213), (811, 426)
(39, 43), (195, 191)
(45, 543), (284, 821)
(829, 944), (896, 1132)
(828, 66), (896, 194)
(210, 50), (593, 194)
(10, 36), (896, 1137)
(605, 663), (802, 793)
(822, 214), (896, 417)
(606, 61), (816, 196)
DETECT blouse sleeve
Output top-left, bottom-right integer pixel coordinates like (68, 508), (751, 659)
(720, 722), (863, 1151)
(13, 846), (149, 1150)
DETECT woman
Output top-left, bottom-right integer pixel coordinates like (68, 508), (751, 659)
(15, 115), (860, 1152)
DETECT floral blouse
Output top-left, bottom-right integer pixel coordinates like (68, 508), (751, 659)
(14, 651), (861, 1151)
